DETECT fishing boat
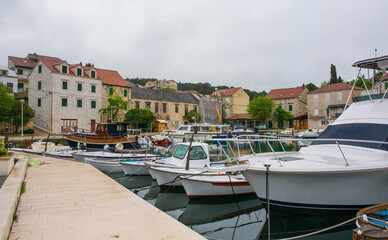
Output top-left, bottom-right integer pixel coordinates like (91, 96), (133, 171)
(353, 202), (388, 239)
(147, 142), (226, 186)
(180, 173), (254, 198)
(66, 121), (141, 150)
(151, 135), (172, 147)
(44, 149), (79, 160)
(240, 55), (388, 210)
(120, 160), (154, 176)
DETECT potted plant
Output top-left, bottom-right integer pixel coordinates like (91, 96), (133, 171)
(0, 142), (15, 176)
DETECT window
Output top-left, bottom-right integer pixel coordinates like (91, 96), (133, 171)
(62, 81), (68, 90)
(77, 99), (82, 108)
(173, 145), (189, 159)
(124, 89), (127, 97)
(77, 68), (82, 76)
(77, 83), (82, 91)
(326, 108), (330, 118)
(337, 92), (342, 100)
(175, 104), (179, 113)
(135, 101), (140, 109)
(91, 85), (96, 93)
(185, 105), (189, 115)
(38, 65), (42, 73)
(314, 109), (319, 116)
(163, 103), (167, 113)
(1, 70), (6, 75)
(17, 69), (23, 75)
(91, 100), (96, 109)
(38, 98), (41, 107)
(17, 83), (24, 92)
(7, 83), (13, 89)
(314, 95), (318, 103)
(146, 102), (151, 111)
(38, 81), (42, 90)
(62, 98), (67, 107)
(194, 106), (197, 112)
(109, 88), (113, 95)
(155, 103), (159, 113)
(289, 104), (293, 111)
(124, 103), (127, 110)
(385, 82), (388, 90)
(321, 120), (329, 125)
(189, 146), (207, 160)
(62, 65), (67, 73)
(278, 105), (282, 109)
(325, 94), (330, 102)
(91, 70), (96, 78)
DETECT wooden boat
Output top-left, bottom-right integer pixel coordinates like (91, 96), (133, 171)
(353, 202), (388, 239)
(66, 122), (141, 150)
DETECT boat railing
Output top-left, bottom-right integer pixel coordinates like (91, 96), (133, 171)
(205, 137), (388, 167)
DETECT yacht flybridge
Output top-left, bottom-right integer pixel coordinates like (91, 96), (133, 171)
(239, 55), (388, 210)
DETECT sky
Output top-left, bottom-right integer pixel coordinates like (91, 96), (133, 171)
(1, 0), (387, 92)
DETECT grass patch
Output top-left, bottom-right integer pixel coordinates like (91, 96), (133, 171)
(17, 155), (46, 167)
(13, 213), (18, 221)
(20, 181), (26, 194)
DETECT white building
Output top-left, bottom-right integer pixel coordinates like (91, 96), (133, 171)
(0, 65), (18, 92)
(28, 58), (103, 133)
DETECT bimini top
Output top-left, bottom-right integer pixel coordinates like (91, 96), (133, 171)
(352, 55), (388, 70)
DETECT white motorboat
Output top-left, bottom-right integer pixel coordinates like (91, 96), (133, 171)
(44, 149), (79, 160)
(84, 158), (123, 173)
(181, 174), (254, 197)
(147, 142), (227, 186)
(241, 55), (388, 210)
(165, 123), (230, 141)
(72, 151), (160, 162)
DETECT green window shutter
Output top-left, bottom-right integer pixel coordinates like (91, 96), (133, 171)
(77, 99), (82, 108)
(62, 65), (67, 73)
(38, 65), (42, 73)
(124, 103), (127, 110)
(91, 100), (96, 109)
(91, 85), (96, 93)
(77, 83), (82, 91)
(109, 88), (113, 95)
(38, 98), (41, 107)
(289, 105), (293, 111)
(62, 81), (67, 90)
(38, 81), (41, 90)
(385, 82), (388, 90)
(124, 89), (127, 97)
(62, 98), (67, 107)
(77, 68), (82, 76)
(91, 71), (95, 78)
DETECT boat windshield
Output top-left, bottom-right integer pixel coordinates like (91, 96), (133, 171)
(165, 145), (178, 157)
(173, 145), (189, 159)
(312, 123), (388, 151)
(177, 126), (188, 131)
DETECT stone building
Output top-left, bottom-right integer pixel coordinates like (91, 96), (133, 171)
(266, 85), (309, 129)
(145, 79), (178, 90)
(97, 68), (130, 122)
(0, 65), (18, 92)
(307, 83), (363, 129)
(131, 87), (199, 130)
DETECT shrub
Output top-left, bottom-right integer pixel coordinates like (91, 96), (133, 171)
(24, 128), (35, 134)
(0, 142), (8, 157)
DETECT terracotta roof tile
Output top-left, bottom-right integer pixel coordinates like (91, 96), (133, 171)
(9, 56), (37, 68)
(308, 83), (363, 94)
(96, 68), (128, 87)
(211, 87), (241, 97)
(267, 86), (305, 99)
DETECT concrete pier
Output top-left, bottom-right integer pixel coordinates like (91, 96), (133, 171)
(8, 154), (204, 239)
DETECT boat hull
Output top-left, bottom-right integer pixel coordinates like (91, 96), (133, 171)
(84, 158), (123, 173)
(120, 161), (150, 176)
(243, 167), (388, 210)
(181, 175), (254, 197)
(149, 167), (184, 186)
(66, 136), (140, 150)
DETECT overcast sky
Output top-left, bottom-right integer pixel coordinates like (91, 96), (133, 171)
(1, 0), (387, 92)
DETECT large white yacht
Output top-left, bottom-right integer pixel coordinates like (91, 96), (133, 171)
(240, 55), (388, 210)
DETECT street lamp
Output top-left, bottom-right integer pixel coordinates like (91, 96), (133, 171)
(21, 100), (24, 136)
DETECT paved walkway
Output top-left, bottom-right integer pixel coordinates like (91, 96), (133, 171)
(9, 155), (204, 240)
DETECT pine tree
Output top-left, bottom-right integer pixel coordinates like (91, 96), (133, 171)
(330, 64), (338, 84)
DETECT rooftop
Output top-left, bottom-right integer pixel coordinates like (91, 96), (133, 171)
(211, 87), (241, 97)
(131, 87), (199, 104)
(308, 83), (363, 94)
(267, 85), (305, 99)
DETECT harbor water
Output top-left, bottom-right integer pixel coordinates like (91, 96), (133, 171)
(107, 140), (358, 240)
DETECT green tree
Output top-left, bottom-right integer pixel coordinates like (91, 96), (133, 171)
(306, 83), (318, 92)
(185, 110), (201, 123)
(161, 87), (177, 92)
(99, 89), (128, 122)
(330, 64), (338, 84)
(0, 83), (14, 123)
(125, 109), (154, 128)
(349, 74), (372, 89)
(272, 107), (294, 123)
(12, 100), (35, 133)
(247, 96), (274, 123)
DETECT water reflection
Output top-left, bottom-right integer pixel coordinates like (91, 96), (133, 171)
(107, 165), (356, 240)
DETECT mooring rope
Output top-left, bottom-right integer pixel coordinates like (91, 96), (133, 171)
(281, 215), (361, 240)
